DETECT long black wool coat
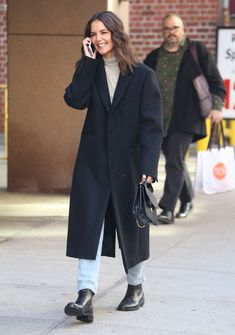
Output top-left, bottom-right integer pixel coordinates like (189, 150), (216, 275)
(64, 55), (163, 272)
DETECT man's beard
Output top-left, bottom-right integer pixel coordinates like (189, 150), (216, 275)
(165, 34), (180, 47)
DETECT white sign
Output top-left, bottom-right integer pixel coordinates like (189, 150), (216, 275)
(217, 28), (235, 119)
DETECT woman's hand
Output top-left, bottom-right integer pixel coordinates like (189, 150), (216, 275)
(141, 175), (153, 183)
(82, 37), (96, 59)
(209, 110), (223, 124)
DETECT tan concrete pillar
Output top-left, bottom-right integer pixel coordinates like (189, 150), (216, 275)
(8, 0), (106, 193)
(108, 0), (129, 32)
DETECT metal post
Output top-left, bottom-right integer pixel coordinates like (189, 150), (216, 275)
(4, 85), (8, 159)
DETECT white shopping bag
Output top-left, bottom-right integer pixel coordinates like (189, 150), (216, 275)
(195, 146), (235, 194)
(195, 150), (204, 193)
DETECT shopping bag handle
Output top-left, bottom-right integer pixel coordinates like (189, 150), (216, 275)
(207, 122), (225, 150)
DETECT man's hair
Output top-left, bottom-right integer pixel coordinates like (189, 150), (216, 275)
(162, 14), (184, 26)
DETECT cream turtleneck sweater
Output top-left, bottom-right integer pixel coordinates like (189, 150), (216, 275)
(103, 57), (120, 103)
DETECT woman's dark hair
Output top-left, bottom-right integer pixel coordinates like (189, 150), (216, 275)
(82, 11), (139, 75)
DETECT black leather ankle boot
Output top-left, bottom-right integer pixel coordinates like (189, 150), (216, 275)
(117, 284), (144, 311)
(175, 201), (193, 218)
(64, 288), (94, 323)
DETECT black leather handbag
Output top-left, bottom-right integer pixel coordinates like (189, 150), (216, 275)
(133, 181), (158, 228)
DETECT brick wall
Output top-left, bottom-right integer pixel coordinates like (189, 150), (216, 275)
(129, 0), (221, 61)
(0, 0), (7, 133)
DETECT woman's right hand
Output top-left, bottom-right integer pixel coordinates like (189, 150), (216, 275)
(82, 37), (96, 59)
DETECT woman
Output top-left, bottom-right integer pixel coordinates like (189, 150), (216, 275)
(64, 11), (163, 323)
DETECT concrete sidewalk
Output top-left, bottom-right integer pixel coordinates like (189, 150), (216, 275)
(0, 156), (235, 335)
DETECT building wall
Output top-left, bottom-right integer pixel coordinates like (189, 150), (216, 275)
(108, 0), (129, 32)
(4, 0), (227, 193)
(0, 0), (7, 133)
(129, 0), (221, 60)
(8, 0), (106, 192)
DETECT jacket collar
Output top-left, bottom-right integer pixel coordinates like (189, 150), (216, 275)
(111, 67), (132, 112)
(96, 55), (133, 112)
(96, 56), (111, 112)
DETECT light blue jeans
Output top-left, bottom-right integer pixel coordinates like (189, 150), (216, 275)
(77, 224), (145, 294)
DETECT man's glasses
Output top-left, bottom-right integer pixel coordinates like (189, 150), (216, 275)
(162, 26), (182, 33)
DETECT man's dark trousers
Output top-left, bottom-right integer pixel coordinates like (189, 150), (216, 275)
(159, 131), (195, 213)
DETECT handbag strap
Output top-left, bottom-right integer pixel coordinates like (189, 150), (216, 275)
(189, 43), (203, 74)
(141, 180), (153, 192)
(207, 122), (226, 150)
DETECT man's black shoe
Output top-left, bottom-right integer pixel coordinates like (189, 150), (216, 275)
(175, 202), (193, 219)
(158, 210), (175, 224)
(117, 284), (144, 311)
(64, 288), (94, 323)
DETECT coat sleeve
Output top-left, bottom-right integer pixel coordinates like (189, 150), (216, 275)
(139, 68), (163, 181)
(195, 42), (226, 101)
(64, 56), (98, 110)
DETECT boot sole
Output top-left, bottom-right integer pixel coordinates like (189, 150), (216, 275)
(76, 314), (93, 323)
(158, 216), (174, 224)
(64, 305), (93, 323)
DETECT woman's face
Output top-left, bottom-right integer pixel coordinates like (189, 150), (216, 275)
(90, 20), (114, 59)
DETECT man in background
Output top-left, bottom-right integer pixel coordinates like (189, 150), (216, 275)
(144, 14), (225, 224)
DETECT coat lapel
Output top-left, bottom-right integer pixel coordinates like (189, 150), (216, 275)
(111, 69), (133, 112)
(96, 56), (133, 113)
(95, 58), (111, 112)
